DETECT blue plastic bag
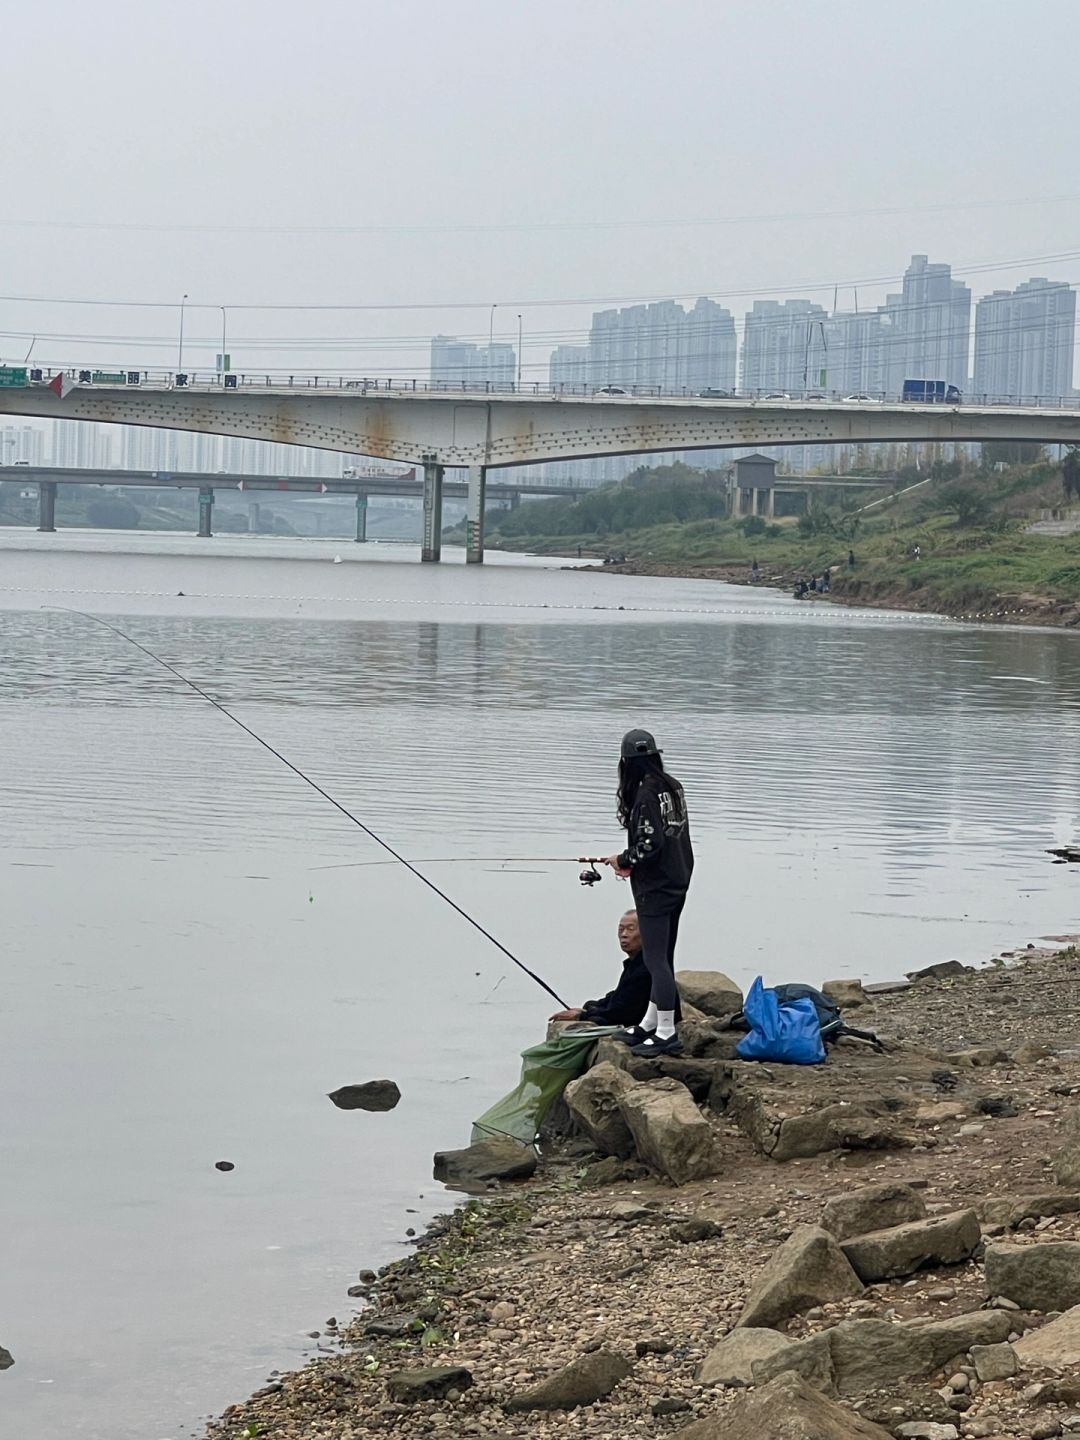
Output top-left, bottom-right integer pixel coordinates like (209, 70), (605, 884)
(736, 976), (827, 1065)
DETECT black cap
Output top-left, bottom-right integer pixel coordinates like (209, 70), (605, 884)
(621, 728), (662, 760)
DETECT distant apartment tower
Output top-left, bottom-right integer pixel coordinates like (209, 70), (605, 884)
(49, 420), (112, 468)
(0, 424), (44, 465)
(886, 254), (970, 392)
(588, 297), (736, 392)
(430, 334), (516, 388)
(741, 299), (830, 393)
(973, 278), (1076, 399)
(549, 344), (591, 389)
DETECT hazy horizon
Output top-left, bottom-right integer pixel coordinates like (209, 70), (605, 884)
(2, 0), (1078, 380)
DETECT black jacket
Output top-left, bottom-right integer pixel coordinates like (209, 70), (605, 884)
(582, 949), (682, 1026)
(617, 773), (694, 916)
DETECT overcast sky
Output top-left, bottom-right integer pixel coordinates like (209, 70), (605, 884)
(2, 0), (1078, 380)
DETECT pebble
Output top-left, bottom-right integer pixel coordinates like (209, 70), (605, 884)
(929, 1287), (958, 1302)
(214, 1160), (235, 1172)
(949, 1374), (970, 1393)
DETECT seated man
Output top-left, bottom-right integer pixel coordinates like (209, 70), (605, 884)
(550, 909), (681, 1026)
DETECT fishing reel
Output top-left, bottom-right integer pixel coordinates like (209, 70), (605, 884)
(579, 861), (603, 887)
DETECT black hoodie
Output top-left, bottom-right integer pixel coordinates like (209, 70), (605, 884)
(617, 772), (694, 916)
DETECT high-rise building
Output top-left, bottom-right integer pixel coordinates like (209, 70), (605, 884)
(973, 278), (1076, 400)
(549, 344), (590, 389)
(741, 299), (830, 393)
(49, 420), (110, 468)
(0, 424), (45, 465)
(430, 335), (516, 387)
(831, 310), (894, 395)
(886, 254), (970, 392)
(587, 297), (736, 392)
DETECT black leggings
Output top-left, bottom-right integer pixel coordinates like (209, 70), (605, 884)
(637, 901), (684, 1013)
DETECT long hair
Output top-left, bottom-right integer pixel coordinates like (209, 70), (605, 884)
(617, 752), (673, 828)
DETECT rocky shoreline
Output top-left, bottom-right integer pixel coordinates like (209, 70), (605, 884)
(207, 942), (1080, 1440)
(572, 558), (1080, 629)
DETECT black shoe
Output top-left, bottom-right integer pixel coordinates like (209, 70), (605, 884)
(629, 1031), (684, 1058)
(617, 1025), (655, 1046)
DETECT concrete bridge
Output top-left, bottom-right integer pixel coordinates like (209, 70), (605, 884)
(0, 464), (586, 541)
(2, 371), (1079, 561)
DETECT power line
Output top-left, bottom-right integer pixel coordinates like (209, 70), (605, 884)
(1, 192), (1078, 239)
(1, 246), (1079, 315)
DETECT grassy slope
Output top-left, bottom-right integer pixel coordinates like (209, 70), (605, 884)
(481, 463), (1080, 618)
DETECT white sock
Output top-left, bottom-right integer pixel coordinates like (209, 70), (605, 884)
(655, 1009), (676, 1040)
(640, 1002), (658, 1032)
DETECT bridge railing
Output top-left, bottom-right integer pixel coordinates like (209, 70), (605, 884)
(7, 366), (1080, 410)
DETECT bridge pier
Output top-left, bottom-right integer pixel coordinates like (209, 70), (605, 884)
(421, 455), (444, 562)
(355, 492), (368, 543)
(37, 480), (57, 532)
(197, 486), (214, 538)
(466, 465), (488, 564)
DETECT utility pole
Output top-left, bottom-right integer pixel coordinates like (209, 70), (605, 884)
(178, 294), (189, 371)
(517, 313), (523, 387)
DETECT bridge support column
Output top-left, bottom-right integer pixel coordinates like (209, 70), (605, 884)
(197, 486), (214, 538)
(421, 455), (444, 562)
(37, 481), (57, 532)
(766, 488), (775, 518)
(466, 464), (487, 564)
(355, 492), (368, 543)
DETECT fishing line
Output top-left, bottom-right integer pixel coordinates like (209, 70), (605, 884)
(48, 606), (570, 1008)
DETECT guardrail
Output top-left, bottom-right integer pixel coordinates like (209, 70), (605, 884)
(2, 364), (1079, 409)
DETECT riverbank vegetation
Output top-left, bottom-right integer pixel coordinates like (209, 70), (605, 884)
(458, 448), (1080, 621)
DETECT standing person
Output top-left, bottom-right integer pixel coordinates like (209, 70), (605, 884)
(848, 548), (856, 569)
(600, 730), (694, 1056)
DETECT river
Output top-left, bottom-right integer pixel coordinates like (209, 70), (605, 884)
(2, 529), (1079, 1440)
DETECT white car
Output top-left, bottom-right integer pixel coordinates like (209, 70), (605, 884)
(841, 393), (882, 403)
(595, 385), (631, 397)
(762, 391), (790, 400)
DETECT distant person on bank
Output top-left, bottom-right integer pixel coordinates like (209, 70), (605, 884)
(549, 909), (682, 1027)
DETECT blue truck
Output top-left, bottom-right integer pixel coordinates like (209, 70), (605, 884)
(902, 379), (962, 404)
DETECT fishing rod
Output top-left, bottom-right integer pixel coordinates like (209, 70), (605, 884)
(48, 607), (572, 1008)
(311, 855), (616, 885)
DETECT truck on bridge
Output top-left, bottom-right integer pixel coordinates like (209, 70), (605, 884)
(902, 379), (962, 404)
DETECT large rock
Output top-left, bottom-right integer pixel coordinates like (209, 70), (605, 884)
(979, 1192), (1080, 1228)
(618, 1077), (721, 1185)
(432, 1138), (537, 1189)
(696, 1327), (792, 1387)
(908, 961), (970, 982)
(675, 1018), (742, 1062)
(387, 1366), (473, 1402)
(752, 1330), (837, 1392)
(672, 1369), (893, 1439)
(623, 1055), (727, 1102)
(564, 1062), (638, 1158)
(1014, 1303), (1080, 1368)
(737, 1097), (916, 1163)
(505, 1348), (631, 1411)
(821, 1182), (927, 1242)
(674, 969), (743, 1018)
(970, 1342), (1017, 1381)
(737, 1224), (863, 1330)
(327, 1079), (401, 1112)
(907, 1309), (1013, 1367)
(0, 1346), (11, 1371)
(822, 979), (869, 1009)
(1053, 1142), (1080, 1188)
(984, 1240), (1080, 1312)
(839, 1210), (980, 1282)
(753, 1311), (1014, 1398)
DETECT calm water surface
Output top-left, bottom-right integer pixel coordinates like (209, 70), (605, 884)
(2, 530), (1080, 1439)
